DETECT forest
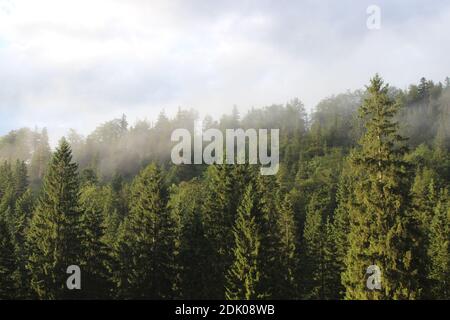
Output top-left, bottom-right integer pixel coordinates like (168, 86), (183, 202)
(0, 75), (449, 300)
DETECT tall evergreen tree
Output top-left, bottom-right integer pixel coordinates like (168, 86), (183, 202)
(79, 184), (112, 299)
(168, 179), (210, 299)
(274, 193), (299, 299)
(301, 191), (337, 299)
(26, 139), (81, 299)
(0, 162), (15, 228)
(427, 189), (449, 299)
(332, 167), (353, 298)
(342, 75), (419, 299)
(410, 167), (438, 296)
(201, 164), (236, 299)
(102, 180), (128, 248)
(0, 160), (32, 298)
(13, 160), (28, 198)
(226, 185), (262, 300)
(254, 173), (284, 299)
(0, 216), (16, 299)
(322, 217), (342, 299)
(0, 161), (13, 199)
(30, 128), (52, 186)
(12, 189), (34, 298)
(114, 163), (175, 299)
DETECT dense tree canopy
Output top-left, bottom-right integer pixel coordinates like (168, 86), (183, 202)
(0, 75), (449, 300)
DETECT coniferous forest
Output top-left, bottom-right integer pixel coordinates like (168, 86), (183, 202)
(0, 75), (449, 300)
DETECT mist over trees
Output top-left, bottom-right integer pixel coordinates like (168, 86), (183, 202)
(0, 75), (449, 299)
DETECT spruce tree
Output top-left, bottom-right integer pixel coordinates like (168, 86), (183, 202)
(427, 189), (449, 299)
(275, 193), (299, 299)
(226, 185), (262, 300)
(323, 217), (342, 299)
(410, 167), (437, 296)
(13, 160), (28, 199)
(26, 139), (82, 299)
(30, 128), (52, 186)
(201, 164), (236, 299)
(0, 161), (13, 199)
(0, 216), (16, 299)
(0, 162), (15, 227)
(12, 189), (34, 298)
(114, 163), (175, 299)
(0, 160), (32, 298)
(254, 172), (284, 299)
(168, 179), (210, 299)
(342, 75), (419, 299)
(102, 185), (126, 248)
(0, 187), (15, 232)
(301, 193), (339, 299)
(332, 167), (353, 298)
(79, 184), (112, 299)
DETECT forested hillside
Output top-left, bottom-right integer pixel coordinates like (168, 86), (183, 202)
(0, 75), (449, 299)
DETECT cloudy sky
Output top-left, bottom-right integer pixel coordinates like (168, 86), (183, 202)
(0, 0), (449, 143)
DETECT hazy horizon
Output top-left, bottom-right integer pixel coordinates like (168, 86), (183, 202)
(1, 0), (450, 144)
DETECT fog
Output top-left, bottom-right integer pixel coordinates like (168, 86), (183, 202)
(1, 0), (450, 144)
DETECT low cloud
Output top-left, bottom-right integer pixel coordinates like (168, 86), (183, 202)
(0, 0), (449, 144)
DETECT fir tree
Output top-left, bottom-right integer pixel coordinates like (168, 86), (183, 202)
(79, 184), (112, 298)
(0, 162), (15, 228)
(254, 172), (284, 299)
(26, 139), (82, 299)
(274, 193), (299, 299)
(301, 193), (339, 299)
(0, 161), (13, 199)
(410, 167), (437, 296)
(332, 168), (353, 298)
(201, 164), (236, 299)
(427, 189), (449, 299)
(114, 163), (175, 299)
(30, 128), (52, 186)
(12, 160), (28, 198)
(342, 75), (419, 299)
(168, 179), (210, 299)
(12, 189), (34, 298)
(102, 178), (128, 248)
(323, 217), (342, 299)
(0, 161), (32, 298)
(0, 216), (16, 299)
(226, 185), (262, 300)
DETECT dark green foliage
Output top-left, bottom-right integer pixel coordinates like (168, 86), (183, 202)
(342, 75), (419, 299)
(168, 179), (210, 299)
(427, 189), (450, 299)
(79, 184), (113, 298)
(0, 160), (32, 298)
(12, 189), (34, 298)
(254, 173), (284, 299)
(0, 75), (448, 300)
(331, 167), (353, 298)
(301, 191), (338, 299)
(114, 163), (175, 299)
(26, 139), (81, 299)
(201, 164), (237, 299)
(0, 217), (16, 299)
(226, 185), (262, 300)
(275, 194), (299, 299)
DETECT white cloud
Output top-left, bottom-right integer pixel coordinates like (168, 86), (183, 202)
(0, 0), (449, 143)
